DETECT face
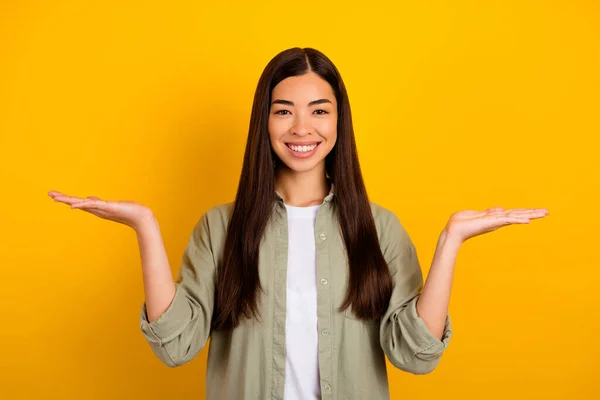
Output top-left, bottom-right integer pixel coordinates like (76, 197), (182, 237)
(268, 71), (338, 174)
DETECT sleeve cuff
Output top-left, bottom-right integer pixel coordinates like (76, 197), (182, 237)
(398, 296), (453, 361)
(139, 283), (193, 345)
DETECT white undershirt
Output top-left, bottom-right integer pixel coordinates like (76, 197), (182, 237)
(283, 203), (322, 400)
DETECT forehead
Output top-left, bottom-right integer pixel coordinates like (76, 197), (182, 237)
(271, 72), (336, 103)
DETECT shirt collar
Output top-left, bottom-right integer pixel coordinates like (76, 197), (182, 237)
(275, 180), (335, 203)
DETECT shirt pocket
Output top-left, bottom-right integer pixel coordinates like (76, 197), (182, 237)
(344, 306), (379, 325)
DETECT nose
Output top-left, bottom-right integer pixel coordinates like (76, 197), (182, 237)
(292, 114), (312, 136)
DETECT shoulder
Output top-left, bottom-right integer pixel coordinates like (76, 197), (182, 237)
(369, 201), (396, 223)
(203, 201), (234, 226)
(368, 201), (412, 253)
(191, 201), (234, 242)
(368, 201), (404, 233)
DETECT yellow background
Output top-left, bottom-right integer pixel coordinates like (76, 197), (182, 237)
(1, 1), (598, 399)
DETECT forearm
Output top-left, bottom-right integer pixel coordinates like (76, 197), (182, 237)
(134, 214), (176, 323)
(416, 229), (462, 339)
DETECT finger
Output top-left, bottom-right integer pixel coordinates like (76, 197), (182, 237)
(490, 213), (529, 222)
(527, 213), (548, 220)
(508, 210), (549, 218)
(501, 217), (530, 224)
(48, 191), (66, 201)
(71, 200), (101, 209)
(507, 208), (549, 214)
(52, 194), (87, 205)
(53, 196), (80, 205)
(491, 210), (547, 218)
(75, 207), (109, 218)
(71, 200), (106, 209)
(49, 190), (74, 197)
(58, 195), (104, 204)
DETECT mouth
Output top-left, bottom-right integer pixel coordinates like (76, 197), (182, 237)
(284, 142), (322, 158)
(285, 142), (321, 151)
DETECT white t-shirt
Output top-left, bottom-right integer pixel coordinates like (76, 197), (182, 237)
(283, 203), (322, 400)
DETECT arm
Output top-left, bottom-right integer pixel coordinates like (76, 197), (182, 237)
(417, 205), (549, 335)
(416, 229), (461, 339)
(135, 215), (177, 324)
(379, 213), (453, 375)
(138, 211), (217, 368)
(47, 191), (217, 367)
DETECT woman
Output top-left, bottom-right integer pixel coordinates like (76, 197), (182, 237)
(48, 47), (549, 399)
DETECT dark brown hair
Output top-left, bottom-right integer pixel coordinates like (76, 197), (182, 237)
(212, 47), (393, 330)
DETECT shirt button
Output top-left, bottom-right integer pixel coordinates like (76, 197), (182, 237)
(324, 384), (331, 391)
(321, 329), (330, 336)
(320, 278), (328, 285)
(319, 233), (327, 241)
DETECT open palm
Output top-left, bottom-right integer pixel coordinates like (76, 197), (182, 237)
(48, 190), (154, 230)
(445, 206), (550, 243)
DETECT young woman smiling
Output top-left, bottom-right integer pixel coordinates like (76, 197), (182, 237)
(49, 47), (549, 400)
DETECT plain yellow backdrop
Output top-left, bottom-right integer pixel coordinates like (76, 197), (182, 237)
(1, 1), (598, 399)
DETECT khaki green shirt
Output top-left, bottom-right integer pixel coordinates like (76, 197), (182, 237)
(140, 186), (452, 399)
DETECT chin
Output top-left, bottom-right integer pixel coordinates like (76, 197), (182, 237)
(275, 156), (319, 171)
(283, 162), (323, 173)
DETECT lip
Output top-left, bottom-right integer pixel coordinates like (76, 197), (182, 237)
(285, 142), (321, 159)
(285, 141), (321, 146)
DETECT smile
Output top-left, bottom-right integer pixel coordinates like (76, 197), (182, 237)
(285, 142), (321, 158)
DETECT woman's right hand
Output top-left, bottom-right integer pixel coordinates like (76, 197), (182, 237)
(48, 190), (154, 231)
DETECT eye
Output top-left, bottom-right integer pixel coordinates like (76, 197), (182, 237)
(275, 110), (290, 115)
(314, 109), (328, 115)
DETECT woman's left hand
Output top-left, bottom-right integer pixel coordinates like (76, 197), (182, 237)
(444, 207), (550, 244)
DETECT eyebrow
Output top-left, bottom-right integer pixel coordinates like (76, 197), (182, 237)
(271, 98), (332, 107)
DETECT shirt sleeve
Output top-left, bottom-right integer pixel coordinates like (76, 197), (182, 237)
(139, 211), (217, 367)
(379, 212), (452, 375)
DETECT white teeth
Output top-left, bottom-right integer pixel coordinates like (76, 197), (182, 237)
(289, 144), (317, 152)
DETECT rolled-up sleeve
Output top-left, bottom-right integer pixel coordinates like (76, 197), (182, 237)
(139, 211), (217, 368)
(379, 213), (452, 375)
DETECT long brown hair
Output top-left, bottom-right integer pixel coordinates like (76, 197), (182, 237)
(212, 47), (393, 331)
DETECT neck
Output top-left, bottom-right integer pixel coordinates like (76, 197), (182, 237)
(275, 164), (329, 207)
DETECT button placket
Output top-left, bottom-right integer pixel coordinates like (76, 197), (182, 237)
(271, 201), (289, 399)
(314, 201), (333, 398)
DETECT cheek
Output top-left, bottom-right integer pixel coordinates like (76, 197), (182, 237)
(268, 118), (287, 140)
(317, 118), (337, 139)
